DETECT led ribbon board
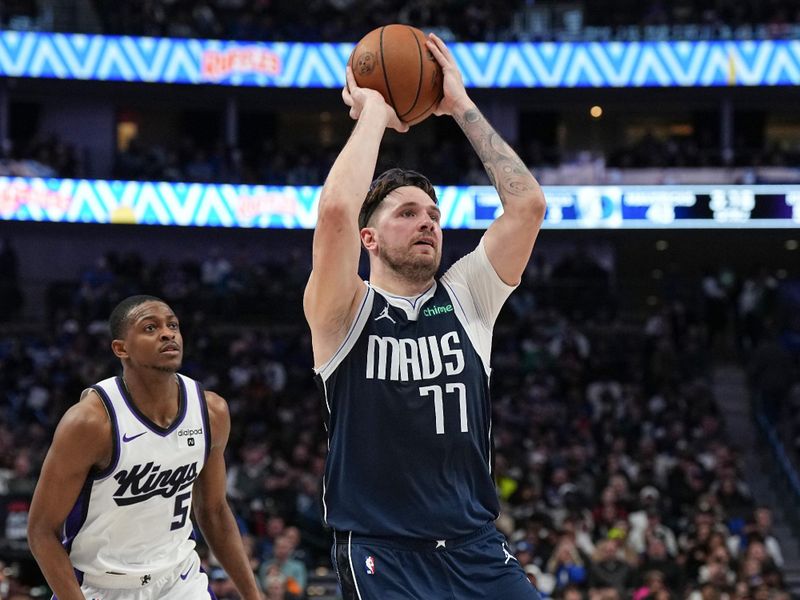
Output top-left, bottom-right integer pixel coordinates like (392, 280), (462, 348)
(1, 32), (799, 87)
(2, 177), (799, 229)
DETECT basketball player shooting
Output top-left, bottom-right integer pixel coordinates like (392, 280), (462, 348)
(27, 296), (261, 600)
(304, 33), (547, 599)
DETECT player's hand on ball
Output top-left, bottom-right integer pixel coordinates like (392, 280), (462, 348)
(425, 33), (471, 117)
(343, 67), (409, 133)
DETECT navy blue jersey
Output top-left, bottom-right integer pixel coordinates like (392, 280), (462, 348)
(315, 241), (515, 539)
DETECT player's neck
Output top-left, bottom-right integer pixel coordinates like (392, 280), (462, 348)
(369, 260), (434, 297)
(369, 266), (434, 297)
(121, 370), (180, 426)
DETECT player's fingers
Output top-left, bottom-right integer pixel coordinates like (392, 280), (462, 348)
(427, 33), (454, 63)
(345, 65), (358, 91)
(342, 90), (357, 112)
(427, 42), (456, 77)
(425, 38), (448, 67)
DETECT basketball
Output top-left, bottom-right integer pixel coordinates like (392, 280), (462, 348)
(350, 24), (444, 126)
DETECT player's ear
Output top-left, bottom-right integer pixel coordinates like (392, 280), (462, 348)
(111, 339), (128, 359)
(361, 227), (378, 251)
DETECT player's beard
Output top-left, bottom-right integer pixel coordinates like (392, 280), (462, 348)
(380, 243), (440, 284)
(151, 362), (181, 374)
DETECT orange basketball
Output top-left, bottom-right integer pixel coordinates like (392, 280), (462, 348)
(350, 24), (444, 126)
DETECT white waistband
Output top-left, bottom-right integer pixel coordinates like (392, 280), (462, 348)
(81, 554), (194, 590)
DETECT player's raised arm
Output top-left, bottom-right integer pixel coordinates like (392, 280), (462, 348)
(27, 392), (111, 600)
(304, 67), (408, 366)
(426, 33), (546, 286)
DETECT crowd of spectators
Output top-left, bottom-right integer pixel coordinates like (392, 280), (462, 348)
(607, 133), (800, 171)
(111, 132), (503, 186)
(89, 0), (519, 43)
(5, 0), (800, 41)
(578, 0), (800, 38)
(0, 136), (83, 180)
(3, 127), (798, 186)
(0, 235), (798, 598)
(3, 131), (484, 186)
(0, 0), (38, 31)
(110, 138), (334, 186)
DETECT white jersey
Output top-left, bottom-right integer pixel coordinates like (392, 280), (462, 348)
(64, 374), (209, 580)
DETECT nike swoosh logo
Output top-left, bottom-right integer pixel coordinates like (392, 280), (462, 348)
(122, 431), (147, 443)
(180, 566), (192, 580)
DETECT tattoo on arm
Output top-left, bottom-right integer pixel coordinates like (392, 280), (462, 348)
(455, 108), (534, 202)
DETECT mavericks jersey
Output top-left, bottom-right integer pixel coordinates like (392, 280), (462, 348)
(64, 374), (210, 577)
(316, 238), (516, 539)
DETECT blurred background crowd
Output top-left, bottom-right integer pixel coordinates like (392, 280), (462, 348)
(4, 0), (800, 41)
(1, 0), (800, 599)
(2, 126), (799, 185)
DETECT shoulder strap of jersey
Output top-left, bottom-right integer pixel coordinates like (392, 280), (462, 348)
(89, 378), (121, 479)
(316, 285), (375, 381)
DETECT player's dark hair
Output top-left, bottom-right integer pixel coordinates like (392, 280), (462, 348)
(359, 168), (437, 229)
(109, 295), (167, 339)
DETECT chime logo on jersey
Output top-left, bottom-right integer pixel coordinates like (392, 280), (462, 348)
(365, 331), (465, 382)
(365, 555), (376, 575)
(112, 461), (199, 506)
(422, 303), (453, 317)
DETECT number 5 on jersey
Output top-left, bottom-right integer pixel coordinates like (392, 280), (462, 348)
(171, 492), (191, 531)
(419, 383), (468, 434)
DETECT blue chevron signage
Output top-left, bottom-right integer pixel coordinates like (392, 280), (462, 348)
(0, 31), (799, 87)
(2, 177), (799, 229)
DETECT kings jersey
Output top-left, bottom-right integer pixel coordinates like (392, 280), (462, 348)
(315, 239), (516, 539)
(63, 373), (210, 577)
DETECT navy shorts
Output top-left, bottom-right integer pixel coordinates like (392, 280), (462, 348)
(332, 523), (541, 600)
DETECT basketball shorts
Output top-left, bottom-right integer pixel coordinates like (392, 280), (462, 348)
(332, 523), (541, 600)
(54, 551), (217, 600)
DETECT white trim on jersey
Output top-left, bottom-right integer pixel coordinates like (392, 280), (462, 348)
(321, 381), (331, 525)
(316, 284), (374, 381)
(368, 282), (437, 321)
(487, 414), (493, 474)
(348, 531), (364, 600)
